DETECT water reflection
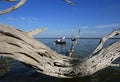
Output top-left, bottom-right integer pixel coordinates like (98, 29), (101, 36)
(0, 58), (8, 77)
(55, 44), (67, 55)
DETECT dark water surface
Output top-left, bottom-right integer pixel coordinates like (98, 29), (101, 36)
(0, 38), (120, 82)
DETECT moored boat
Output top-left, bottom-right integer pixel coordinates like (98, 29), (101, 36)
(54, 39), (66, 44)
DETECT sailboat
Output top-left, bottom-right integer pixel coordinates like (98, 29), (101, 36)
(54, 36), (66, 44)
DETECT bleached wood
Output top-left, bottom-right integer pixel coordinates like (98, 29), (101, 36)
(0, 24), (120, 78)
(27, 28), (47, 37)
(110, 64), (120, 67)
(90, 28), (120, 57)
(0, 0), (26, 14)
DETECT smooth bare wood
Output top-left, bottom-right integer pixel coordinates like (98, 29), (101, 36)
(64, 0), (75, 5)
(4, 0), (16, 2)
(68, 29), (80, 56)
(27, 27), (47, 37)
(0, 0), (26, 14)
(0, 24), (120, 78)
(90, 28), (120, 57)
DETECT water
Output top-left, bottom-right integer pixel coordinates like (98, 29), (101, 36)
(38, 38), (119, 57)
(0, 38), (120, 82)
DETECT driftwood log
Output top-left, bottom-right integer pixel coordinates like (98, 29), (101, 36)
(0, 0), (26, 15)
(0, 24), (120, 78)
(68, 28), (80, 56)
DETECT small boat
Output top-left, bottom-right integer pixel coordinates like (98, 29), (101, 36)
(54, 39), (66, 44)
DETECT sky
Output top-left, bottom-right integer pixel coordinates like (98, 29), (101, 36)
(0, 0), (120, 38)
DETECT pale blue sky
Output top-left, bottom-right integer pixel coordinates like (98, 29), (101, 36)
(0, 0), (120, 38)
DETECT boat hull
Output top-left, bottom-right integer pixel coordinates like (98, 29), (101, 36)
(54, 41), (66, 44)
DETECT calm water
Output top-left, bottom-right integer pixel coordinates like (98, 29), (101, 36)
(0, 38), (120, 82)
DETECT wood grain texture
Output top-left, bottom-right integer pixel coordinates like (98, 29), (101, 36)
(0, 24), (120, 78)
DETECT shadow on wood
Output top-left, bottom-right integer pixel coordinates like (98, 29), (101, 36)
(0, 24), (120, 78)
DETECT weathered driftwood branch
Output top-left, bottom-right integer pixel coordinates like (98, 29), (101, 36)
(27, 27), (47, 37)
(68, 29), (80, 56)
(64, 0), (75, 5)
(0, 24), (120, 78)
(90, 28), (120, 57)
(3, 0), (16, 2)
(110, 63), (120, 67)
(0, 0), (26, 15)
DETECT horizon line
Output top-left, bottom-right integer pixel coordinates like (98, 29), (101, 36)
(34, 37), (120, 39)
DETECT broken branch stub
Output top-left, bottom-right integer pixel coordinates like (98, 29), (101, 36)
(27, 27), (47, 37)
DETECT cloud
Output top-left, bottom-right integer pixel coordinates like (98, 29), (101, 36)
(80, 26), (89, 28)
(95, 24), (120, 28)
(81, 29), (97, 33)
(20, 17), (26, 20)
(80, 31), (104, 38)
(7, 17), (19, 21)
(7, 17), (40, 21)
